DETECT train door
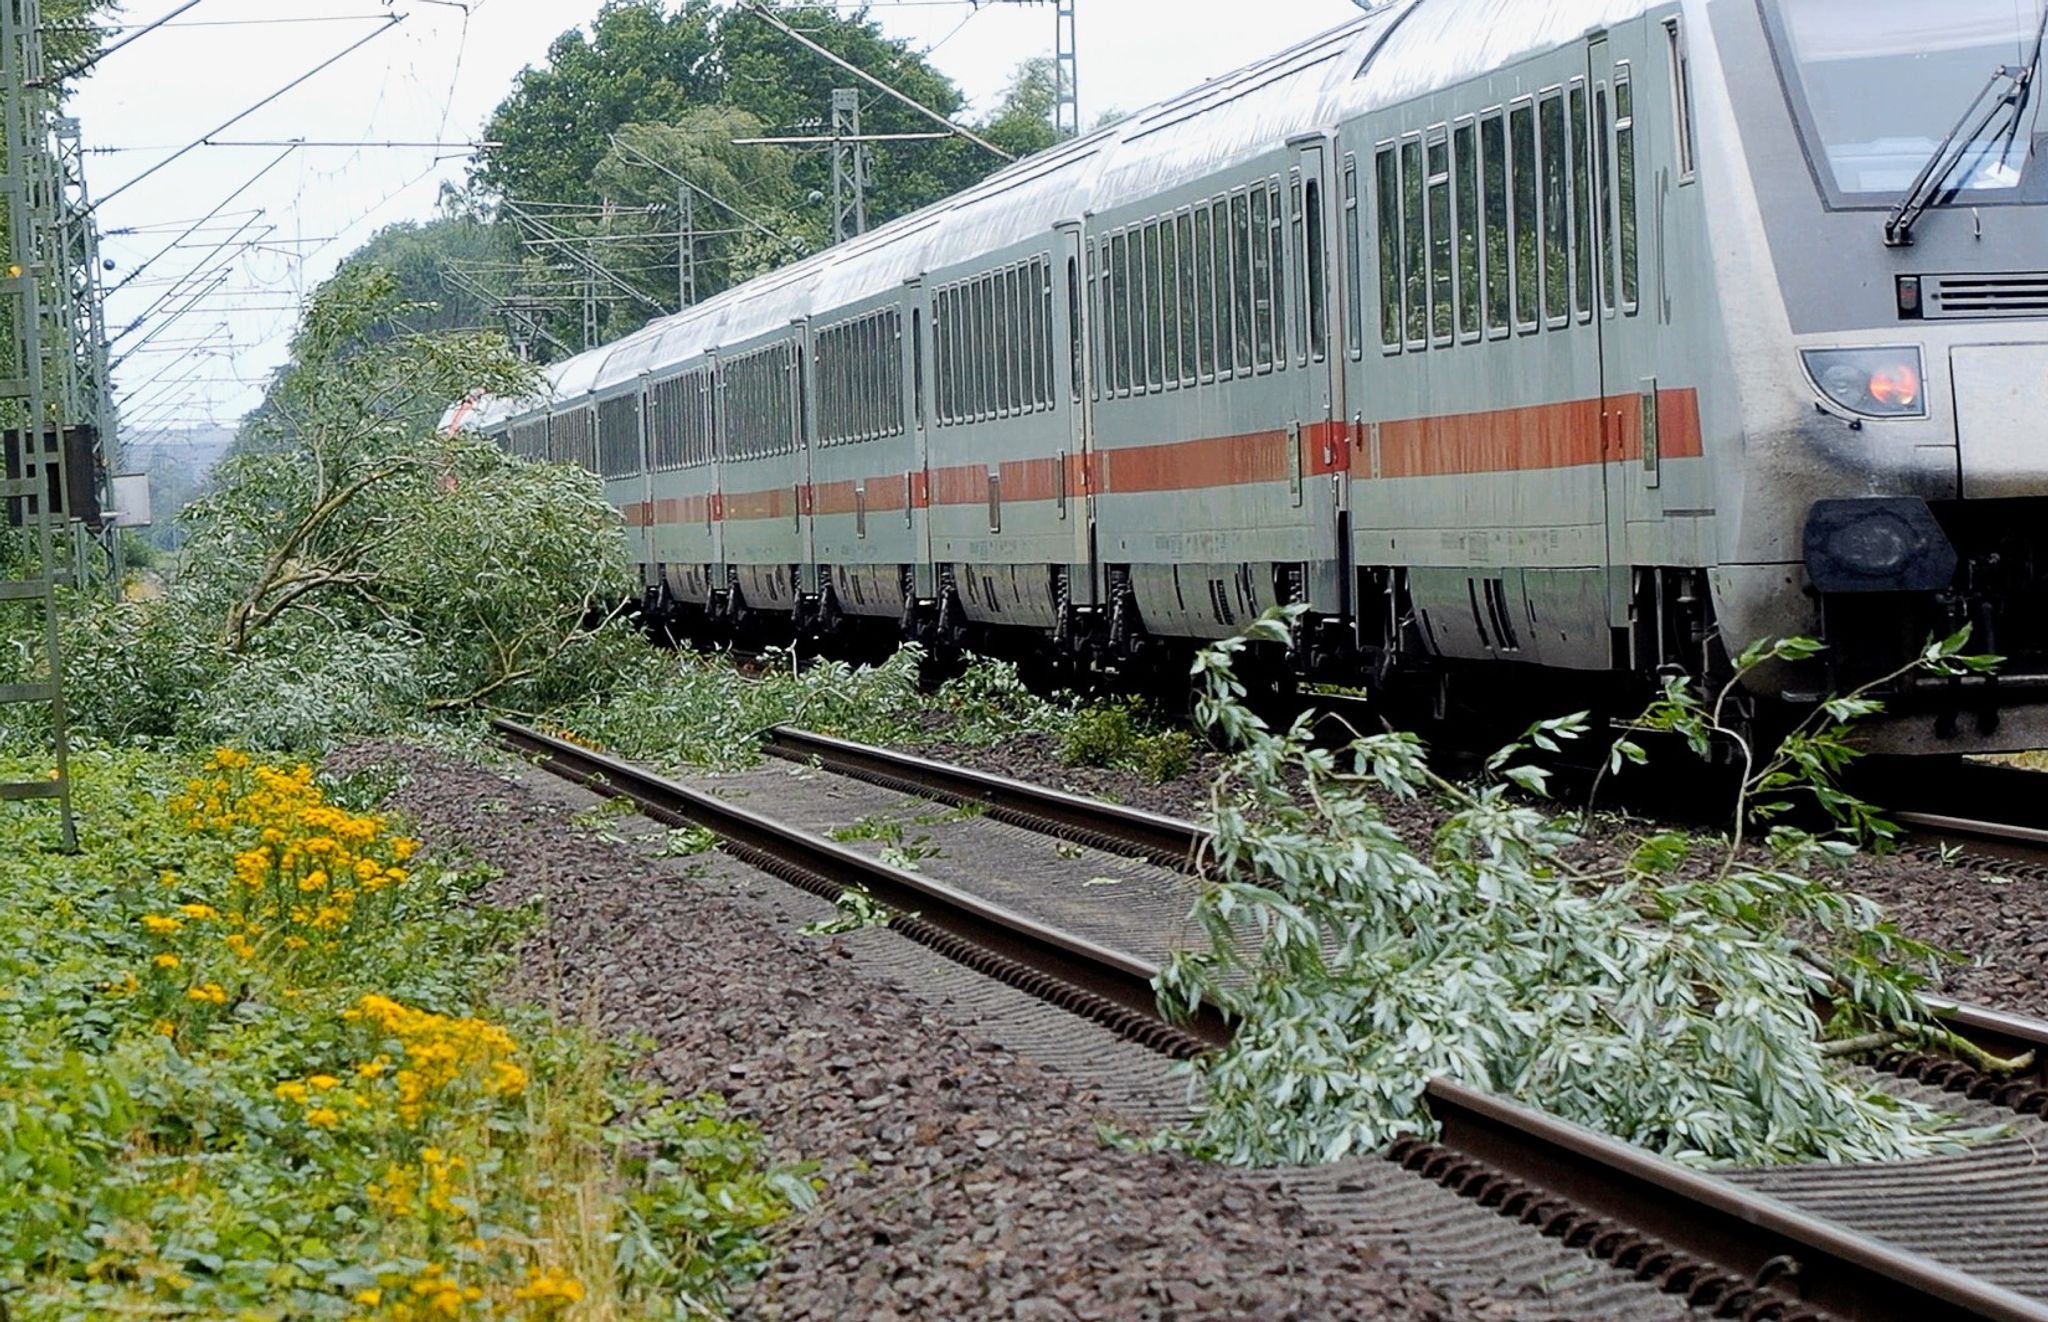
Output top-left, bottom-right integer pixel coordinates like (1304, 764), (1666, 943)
(1054, 221), (1095, 615)
(1288, 136), (1346, 620)
(1592, 25), (1685, 630)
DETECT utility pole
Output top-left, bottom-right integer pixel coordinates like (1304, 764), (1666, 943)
(830, 88), (866, 244)
(581, 268), (599, 350)
(677, 182), (696, 307)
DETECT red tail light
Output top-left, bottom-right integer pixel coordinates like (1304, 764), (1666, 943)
(1867, 361), (1920, 409)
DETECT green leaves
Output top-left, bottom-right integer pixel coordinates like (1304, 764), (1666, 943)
(1154, 610), (1955, 1170)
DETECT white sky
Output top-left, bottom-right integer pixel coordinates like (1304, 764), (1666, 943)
(75, 0), (1365, 443)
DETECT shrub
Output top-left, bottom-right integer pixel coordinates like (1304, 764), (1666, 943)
(0, 745), (808, 1317)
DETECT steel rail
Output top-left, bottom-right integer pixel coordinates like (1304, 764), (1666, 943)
(504, 719), (2048, 1321)
(491, 718), (1229, 1056)
(1411, 1080), (2048, 1322)
(757, 726), (2048, 1105)
(761, 724), (1205, 870)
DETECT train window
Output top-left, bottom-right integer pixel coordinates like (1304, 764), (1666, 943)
(1209, 199), (1231, 379)
(1087, 242), (1103, 402)
(1149, 222), (1169, 392)
(1482, 114), (1515, 337)
(1016, 262), (1032, 410)
(958, 285), (975, 420)
(1230, 191), (1254, 374)
(913, 307), (926, 426)
(1159, 219), (1181, 388)
(1509, 102), (1538, 330)
(1375, 145), (1401, 350)
(1666, 19), (1697, 182)
(1399, 137), (1426, 347)
(1250, 186), (1274, 370)
(1268, 181), (1288, 369)
(1539, 91), (1569, 325)
(1290, 174), (1308, 365)
(1453, 121), (1481, 340)
(934, 293), (949, 424)
(1569, 82), (1594, 320)
(1195, 204), (1218, 380)
(1037, 260), (1054, 408)
(1073, 254), (1089, 403)
(1616, 66), (1639, 313)
(1176, 212), (1198, 384)
(1122, 232), (1138, 397)
(1130, 226), (1149, 393)
(1154, 222), (1172, 390)
(598, 395), (635, 477)
(1305, 176), (1327, 361)
(979, 277), (997, 418)
(1596, 85), (1617, 311)
(1342, 156), (1364, 358)
(1426, 133), (1453, 344)
(993, 271), (1011, 416)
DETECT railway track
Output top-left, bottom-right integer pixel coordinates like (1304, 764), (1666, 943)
(495, 718), (2048, 1322)
(1855, 758), (2048, 876)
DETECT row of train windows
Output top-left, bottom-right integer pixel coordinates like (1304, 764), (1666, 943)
(816, 307), (905, 446)
(648, 369), (715, 471)
(1092, 177), (1329, 400)
(723, 343), (801, 459)
(1367, 70), (1639, 353)
(933, 257), (1058, 427)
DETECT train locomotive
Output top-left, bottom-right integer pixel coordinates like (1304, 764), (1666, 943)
(446, 0), (2048, 755)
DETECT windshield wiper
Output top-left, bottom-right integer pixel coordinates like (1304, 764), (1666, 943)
(1886, 6), (2048, 246)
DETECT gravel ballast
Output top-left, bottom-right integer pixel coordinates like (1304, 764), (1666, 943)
(337, 742), (1468, 1321)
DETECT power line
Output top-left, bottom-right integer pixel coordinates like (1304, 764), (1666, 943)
(108, 144), (295, 292)
(95, 15), (404, 208)
(90, 138), (498, 152)
(742, 2), (1014, 162)
(41, 0), (207, 84)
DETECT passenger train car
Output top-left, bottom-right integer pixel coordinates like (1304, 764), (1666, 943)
(448, 0), (2048, 755)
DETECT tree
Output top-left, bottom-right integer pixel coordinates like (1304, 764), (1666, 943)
(472, 0), (720, 213)
(469, 1), (1025, 347)
(983, 58), (1061, 159)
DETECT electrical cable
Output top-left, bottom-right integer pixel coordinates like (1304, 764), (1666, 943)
(108, 145), (295, 293)
(95, 15), (404, 209)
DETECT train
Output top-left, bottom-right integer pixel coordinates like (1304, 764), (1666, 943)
(446, 0), (2048, 755)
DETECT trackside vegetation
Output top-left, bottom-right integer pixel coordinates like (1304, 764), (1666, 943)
(1156, 610), (2005, 1167)
(0, 745), (810, 1317)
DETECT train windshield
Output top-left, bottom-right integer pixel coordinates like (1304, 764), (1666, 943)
(1768, 0), (2048, 201)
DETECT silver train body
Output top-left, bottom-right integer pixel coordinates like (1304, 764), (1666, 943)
(448, 0), (2048, 753)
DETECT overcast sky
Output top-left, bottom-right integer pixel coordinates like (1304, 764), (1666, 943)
(75, 0), (1366, 448)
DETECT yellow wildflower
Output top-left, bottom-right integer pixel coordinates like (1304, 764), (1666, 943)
(177, 902), (218, 921)
(353, 1289), (381, 1307)
(357, 1057), (390, 1078)
(185, 983), (228, 1006)
(157, 869), (179, 888)
(305, 1107), (340, 1129)
(298, 870), (329, 893)
(152, 953), (180, 970)
(308, 1073), (340, 1090)
(284, 935), (310, 951)
(513, 1269), (584, 1306)
(140, 914), (183, 936)
(152, 1019), (176, 1037)
(224, 933), (256, 960)
(274, 1081), (309, 1104)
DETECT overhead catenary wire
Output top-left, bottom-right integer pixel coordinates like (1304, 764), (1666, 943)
(109, 144), (296, 293)
(95, 14), (405, 209)
(41, 0), (208, 84)
(741, 2), (1015, 162)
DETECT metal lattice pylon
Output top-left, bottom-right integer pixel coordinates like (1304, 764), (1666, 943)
(830, 87), (867, 244)
(1054, 0), (1079, 139)
(0, 0), (75, 849)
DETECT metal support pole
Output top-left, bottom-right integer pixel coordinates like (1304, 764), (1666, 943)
(1055, 0), (1079, 139)
(678, 182), (696, 308)
(582, 268), (598, 351)
(830, 87), (866, 244)
(0, 0), (75, 849)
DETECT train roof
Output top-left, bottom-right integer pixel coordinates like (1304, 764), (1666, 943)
(464, 0), (1668, 426)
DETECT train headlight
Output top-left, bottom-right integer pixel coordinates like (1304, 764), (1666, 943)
(1800, 347), (1927, 418)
